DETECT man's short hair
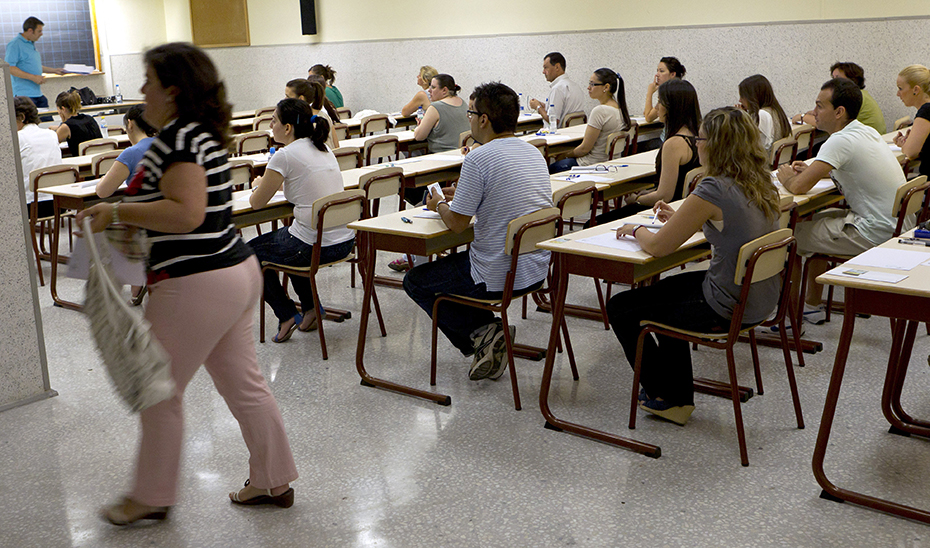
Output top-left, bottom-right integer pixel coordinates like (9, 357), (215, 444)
(470, 82), (519, 134)
(23, 17), (43, 32)
(544, 52), (566, 70)
(821, 77), (862, 121)
(830, 61), (866, 89)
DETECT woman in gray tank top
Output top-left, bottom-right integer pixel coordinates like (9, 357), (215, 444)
(413, 73), (470, 153)
(607, 107), (782, 426)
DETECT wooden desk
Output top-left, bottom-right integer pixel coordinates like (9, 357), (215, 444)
(814, 231), (930, 523)
(881, 129), (907, 164)
(38, 100), (144, 119)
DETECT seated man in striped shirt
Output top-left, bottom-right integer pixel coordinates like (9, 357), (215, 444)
(404, 82), (554, 381)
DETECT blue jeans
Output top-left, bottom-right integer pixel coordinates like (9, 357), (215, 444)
(549, 157), (578, 174)
(248, 227), (354, 323)
(607, 271), (729, 406)
(403, 252), (543, 355)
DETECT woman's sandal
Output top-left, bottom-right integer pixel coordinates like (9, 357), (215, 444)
(103, 497), (170, 525)
(297, 313), (318, 332)
(229, 479), (294, 508)
(273, 313), (302, 343)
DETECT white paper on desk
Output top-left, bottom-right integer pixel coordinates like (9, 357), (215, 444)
(67, 233), (146, 286)
(79, 178), (102, 188)
(577, 230), (658, 252)
(845, 247), (930, 271)
(414, 210), (442, 219)
(552, 174), (613, 183)
(827, 266), (908, 284)
(889, 144), (902, 152)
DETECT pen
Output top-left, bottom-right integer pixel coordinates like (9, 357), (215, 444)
(401, 217), (412, 224)
(897, 238), (930, 247)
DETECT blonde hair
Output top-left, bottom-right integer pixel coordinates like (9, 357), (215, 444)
(701, 107), (779, 221)
(899, 64), (930, 96)
(419, 65), (438, 83)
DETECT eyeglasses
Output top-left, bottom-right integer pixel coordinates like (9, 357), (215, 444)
(587, 82), (606, 87)
(694, 136), (708, 142)
(467, 110), (484, 119)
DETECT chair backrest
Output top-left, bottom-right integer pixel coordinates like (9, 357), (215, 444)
(778, 194), (798, 230)
(333, 146), (362, 171)
(552, 181), (596, 224)
(627, 122), (640, 155)
(505, 207), (560, 255)
(311, 189), (366, 232)
(892, 175), (929, 236)
(359, 166), (403, 217)
(363, 134), (399, 166)
(606, 131), (632, 160)
(734, 228), (794, 286)
(252, 115), (273, 131)
(525, 138), (548, 160)
(791, 124), (815, 157)
(894, 116), (912, 131)
(562, 111), (587, 128)
(769, 137), (797, 170)
(235, 131), (271, 155)
(682, 166), (706, 198)
(91, 150), (122, 177)
(30, 164), (80, 192)
(79, 137), (118, 156)
(336, 107), (352, 119)
(361, 114), (390, 135)
(254, 106), (275, 118)
(460, 130), (476, 149)
(333, 123), (348, 141)
(226, 158), (254, 190)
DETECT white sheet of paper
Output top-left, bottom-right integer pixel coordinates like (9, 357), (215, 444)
(827, 266), (908, 284)
(552, 174), (613, 183)
(889, 144), (902, 152)
(414, 210), (442, 219)
(577, 231), (642, 252)
(845, 247), (930, 271)
(67, 233), (147, 286)
(809, 179), (836, 192)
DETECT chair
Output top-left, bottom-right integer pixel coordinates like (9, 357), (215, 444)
(430, 207), (561, 410)
(791, 124), (816, 161)
(681, 166), (706, 198)
(362, 134), (400, 166)
(227, 158), (254, 191)
(234, 131), (272, 155)
(606, 131), (633, 160)
(333, 146), (362, 171)
(254, 106), (275, 118)
(894, 116), (912, 131)
(259, 189), (366, 359)
(797, 175), (930, 325)
(78, 137), (118, 156)
(561, 111), (587, 128)
(91, 150), (122, 177)
(336, 107), (352, 119)
(332, 123), (348, 142)
(629, 228), (803, 466)
(252, 115), (273, 131)
(29, 165), (80, 286)
(627, 122), (640, 155)
(351, 166), (404, 288)
(525, 138), (549, 161)
(769, 136), (797, 170)
(360, 114), (390, 136)
(460, 131), (476, 149)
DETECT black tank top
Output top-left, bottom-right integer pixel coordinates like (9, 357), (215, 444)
(655, 133), (700, 201)
(64, 113), (103, 156)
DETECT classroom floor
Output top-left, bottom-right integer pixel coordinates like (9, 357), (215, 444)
(4, 215), (930, 548)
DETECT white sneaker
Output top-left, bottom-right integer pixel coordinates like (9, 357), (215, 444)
(802, 304), (826, 325)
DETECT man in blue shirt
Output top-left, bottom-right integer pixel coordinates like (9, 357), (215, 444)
(5, 17), (65, 111)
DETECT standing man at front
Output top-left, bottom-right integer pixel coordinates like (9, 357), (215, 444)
(5, 17), (65, 111)
(404, 82), (553, 381)
(529, 52), (587, 129)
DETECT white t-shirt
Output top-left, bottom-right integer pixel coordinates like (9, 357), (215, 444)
(265, 138), (354, 246)
(545, 74), (588, 127)
(18, 124), (62, 200)
(814, 119), (905, 245)
(577, 104), (624, 166)
(758, 108), (775, 152)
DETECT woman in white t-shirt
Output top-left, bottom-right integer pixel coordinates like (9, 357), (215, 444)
(737, 74), (791, 153)
(15, 96), (62, 218)
(248, 98), (355, 342)
(550, 68), (631, 173)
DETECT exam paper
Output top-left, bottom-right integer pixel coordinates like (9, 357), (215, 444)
(827, 266), (908, 284)
(845, 247), (930, 271)
(577, 231), (643, 252)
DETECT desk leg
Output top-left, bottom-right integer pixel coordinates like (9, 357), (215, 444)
(354, 232), (451, 406)
(49, 197), (81, 311)
(538, 253), (660, 458)
(812, 289), (930, 523)
(883, 320), (930, 437)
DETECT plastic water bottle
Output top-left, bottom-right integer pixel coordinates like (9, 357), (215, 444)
(98, 115), (108, 137)
(115, 84), (122, 103)
(518, 93), (524, 116)
(548, 104), (558, 133)
(416, 106), (424, 125)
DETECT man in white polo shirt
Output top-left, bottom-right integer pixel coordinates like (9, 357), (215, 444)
(777, 77), (906, 324)
(528, 52), (587, 129)
(404, 82), (553, 381)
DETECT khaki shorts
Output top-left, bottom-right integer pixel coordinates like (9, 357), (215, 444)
(793, 208), (875, 257)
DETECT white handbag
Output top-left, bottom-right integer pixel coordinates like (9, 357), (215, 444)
(82, 217), (175, 412)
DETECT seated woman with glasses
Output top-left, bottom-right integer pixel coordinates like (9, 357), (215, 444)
(549, 68), (632, 174)
(591, 79), (701, 225)
(608, 107), (781, 425)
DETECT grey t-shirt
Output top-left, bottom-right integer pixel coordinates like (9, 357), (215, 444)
(691, 176), (780, 324)
(427, 99), (470, 153)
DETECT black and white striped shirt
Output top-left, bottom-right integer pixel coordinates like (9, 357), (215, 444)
(125, 118), (252, 283)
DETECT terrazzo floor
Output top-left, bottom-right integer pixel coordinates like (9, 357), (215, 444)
(3, 217), (930, 547)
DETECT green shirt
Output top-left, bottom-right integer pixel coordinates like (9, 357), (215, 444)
(325, 85), (344, 109)
(857, 89), (886, 134)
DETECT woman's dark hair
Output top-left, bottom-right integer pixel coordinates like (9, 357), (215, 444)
(738, 74), (791, 144)
(123, 104), (158, 137)
(659, 56), (686, 79)
(593, 68), (631, 130)
(433, 74), (461, 96)
(309, 64), (336, 84)
(657, 79), (701, 137)
(55, 90), (82, 113)
(286, 78), (325, 110)
(144, 42), (232, 148)
(305, 74), (341, 121)
(14, 96), (40, 125)
(277, 98), (330, 152)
